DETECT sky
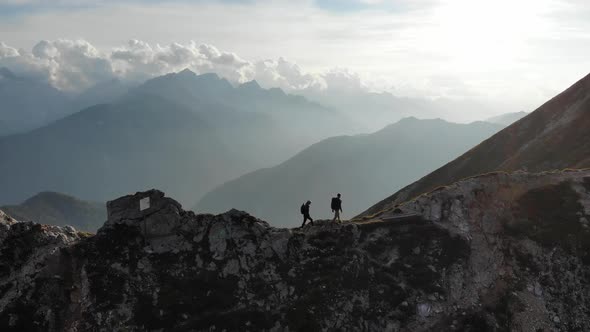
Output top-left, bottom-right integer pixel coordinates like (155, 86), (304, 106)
(0, 0), (589, 117)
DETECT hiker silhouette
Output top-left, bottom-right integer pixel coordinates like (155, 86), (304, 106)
(331, 193), (342, 223)
(300, 200), (313, 227)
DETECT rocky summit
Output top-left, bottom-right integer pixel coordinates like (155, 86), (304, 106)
(2, 170), (590, 331)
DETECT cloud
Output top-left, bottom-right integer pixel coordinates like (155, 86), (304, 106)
(1, 0), (589, 113)
(0, 42), (19, 57)
(0, 39), (114, 90)
(0, 39), (365, 95)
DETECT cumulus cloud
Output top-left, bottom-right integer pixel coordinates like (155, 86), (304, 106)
(0, 39), (114, 91)
(0, 42), (20, 57)
(0, 39), (364, 94)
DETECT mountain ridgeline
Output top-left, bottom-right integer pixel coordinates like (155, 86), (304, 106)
(0, 192), (105, 232)
(362, 72), (590, 217)
(129, 69), (358, 165)
(0, 70), (354, 207)
(196, 118), (502, 227)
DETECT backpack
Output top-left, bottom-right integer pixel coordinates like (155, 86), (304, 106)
(331, 197), (338, 210)
(300, 204), (305, 214)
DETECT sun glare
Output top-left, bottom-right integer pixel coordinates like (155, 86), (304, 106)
(431, 0), (552, 70)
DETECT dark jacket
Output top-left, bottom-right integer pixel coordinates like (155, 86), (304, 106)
(331, 197), (342, 210)
(302, 204), (310, 215)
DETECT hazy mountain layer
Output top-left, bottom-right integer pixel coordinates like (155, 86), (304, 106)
(0, 94), (242, 206)
(362, 72), (590, 217)
(485, 111), (528, 125)
(133, 69), (359, 166)
(195, 117), (502, 227)
(0, 67), (71, 136)
(1, 191), (106, 232)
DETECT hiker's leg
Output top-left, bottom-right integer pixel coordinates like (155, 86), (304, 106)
(301, 216), (307, 228)
(310, 217), (314, 225)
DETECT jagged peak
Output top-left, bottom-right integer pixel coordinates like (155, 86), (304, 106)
(239, 79), (261, 90)
(195, 72), (222, 81)
(177, 68), (196, 77)
(268, 87), (286, 95)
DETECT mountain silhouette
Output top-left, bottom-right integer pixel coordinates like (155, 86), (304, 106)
(0, 69), (361, 207)
(195, 117), (502, 226)
(1, 191), (106, 232)
(132, 69), (359, 165)
(362, 72), (590, 216)
(0, 94), (242, 206)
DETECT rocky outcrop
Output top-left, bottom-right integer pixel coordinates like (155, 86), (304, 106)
(2, 170), (590, 331)
(364, 169), (590, 331)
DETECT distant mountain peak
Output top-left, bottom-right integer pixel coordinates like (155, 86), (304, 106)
(240, 80), (262, 90)
(24, 191), (79, 205)
(268, 87), (286, 95)
(177, 68), (196, 77)
(195, 72), (221, 81)
(398, 116), (420, 122)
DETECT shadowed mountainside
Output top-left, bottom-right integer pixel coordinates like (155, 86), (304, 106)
(195, 118), (502, 227)
(133, 69), (359, 165)
(0, 94), (241, 206)
(362, 72), (590, 217)
(0, 67), (72, 136)
(0, 69), (360, 207)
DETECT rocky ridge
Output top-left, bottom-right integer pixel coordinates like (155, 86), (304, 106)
(2, 170), (590, 331)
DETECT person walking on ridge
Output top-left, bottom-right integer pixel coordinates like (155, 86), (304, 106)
(331, 193), (342, 223)
(300, 200), (314, 227)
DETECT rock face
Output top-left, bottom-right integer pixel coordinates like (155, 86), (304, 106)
(2, 171), (590, 331)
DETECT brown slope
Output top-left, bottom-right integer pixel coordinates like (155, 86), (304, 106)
(361, 72), (590, 216)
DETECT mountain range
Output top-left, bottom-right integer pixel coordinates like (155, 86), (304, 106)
(0, 70), (356, 207)
(195, 117), (502, 227)
(0, 93), (242, 206)
(362, 72), (590, 217)
(132, 69), (358, 165)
